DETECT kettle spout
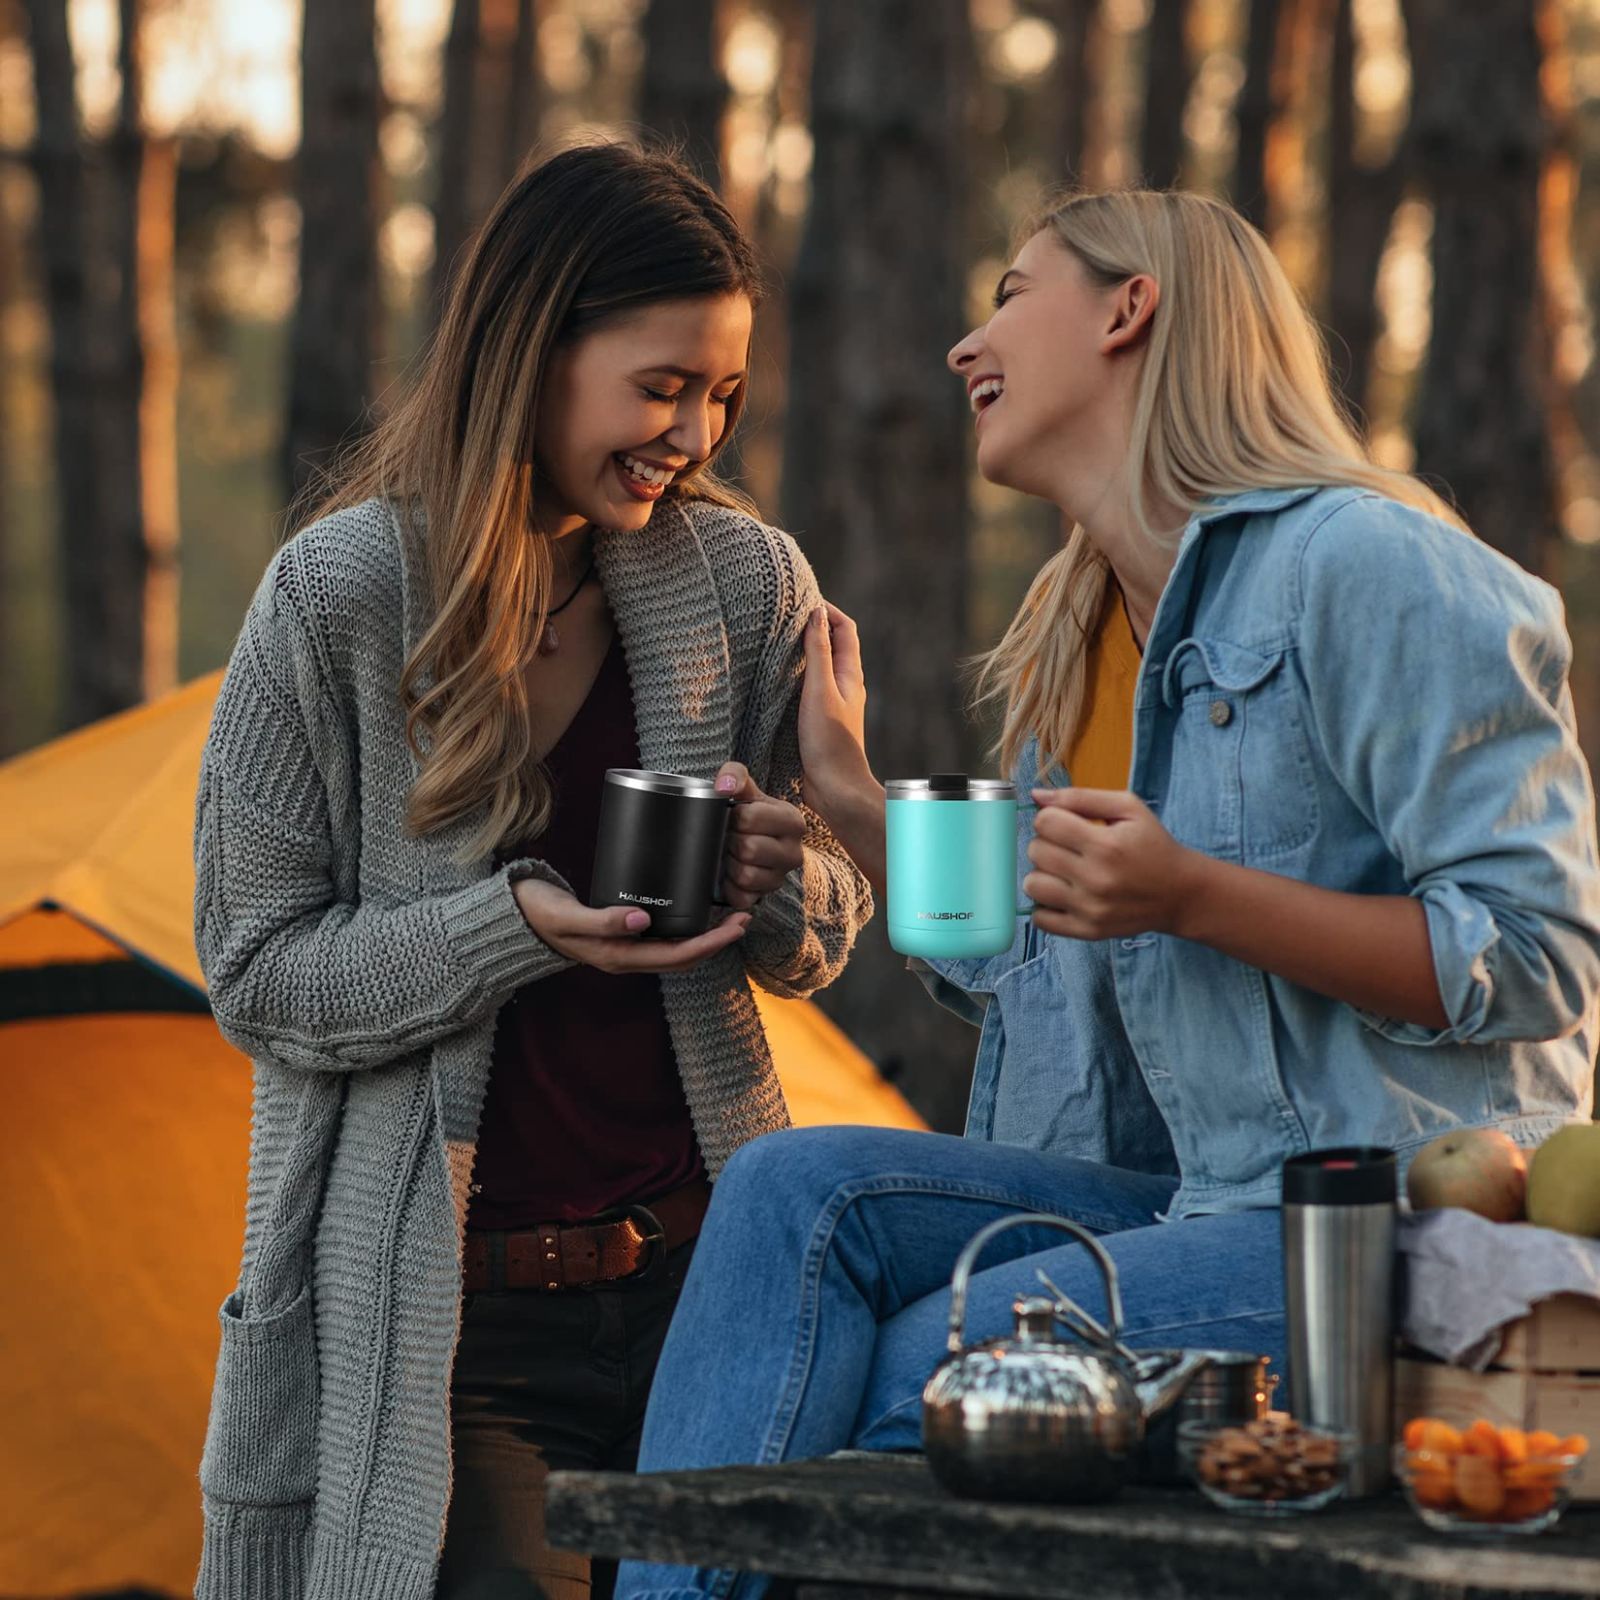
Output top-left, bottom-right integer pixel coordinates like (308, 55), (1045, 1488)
(1131, 1350), (1213, 1422)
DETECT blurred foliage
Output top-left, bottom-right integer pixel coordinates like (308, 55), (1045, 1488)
(6, 0), (1600, 760)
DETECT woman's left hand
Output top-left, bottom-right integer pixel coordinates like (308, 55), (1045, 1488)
(1025, 787), (1205, 940)
(715, 762), (806, 910)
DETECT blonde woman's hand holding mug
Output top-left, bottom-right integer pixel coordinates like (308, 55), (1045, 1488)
(1026, 788), (1449, 1027)
(1025, 787), (1201, 939)
(799, 602), (886, 895)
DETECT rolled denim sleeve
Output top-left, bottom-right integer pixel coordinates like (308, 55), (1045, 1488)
(1298, 495), (1600, 1045)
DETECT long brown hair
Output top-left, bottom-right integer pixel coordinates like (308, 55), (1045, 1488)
(302, 140), (763, 857)
(970, 188), (1462, 779)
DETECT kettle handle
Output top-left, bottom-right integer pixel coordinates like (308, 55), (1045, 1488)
(945, 1212), (1124, 1356)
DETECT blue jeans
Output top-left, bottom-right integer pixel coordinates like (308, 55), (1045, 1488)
(614, 1126), (1285, 1600)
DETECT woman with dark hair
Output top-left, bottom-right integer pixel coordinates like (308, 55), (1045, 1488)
(191, 141), (872, 1600)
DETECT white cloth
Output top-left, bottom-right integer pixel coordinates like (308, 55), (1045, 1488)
(1399, 1208), (1600, 1368)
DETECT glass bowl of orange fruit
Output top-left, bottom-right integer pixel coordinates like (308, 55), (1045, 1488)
(1395, 1417), (1589, 1536)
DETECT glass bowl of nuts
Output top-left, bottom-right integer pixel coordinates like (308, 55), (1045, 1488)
(1394, 1419), (1587, 1536)
(1178, 1413), (1355, 1515)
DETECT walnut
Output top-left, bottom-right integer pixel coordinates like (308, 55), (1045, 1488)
(1195, 1413), (1345, 1502)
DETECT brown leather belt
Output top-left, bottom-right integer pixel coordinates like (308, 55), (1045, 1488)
(461, 1175), (710, 1293)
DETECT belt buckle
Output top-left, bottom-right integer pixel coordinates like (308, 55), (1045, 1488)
(602, 1202), (668, 1284)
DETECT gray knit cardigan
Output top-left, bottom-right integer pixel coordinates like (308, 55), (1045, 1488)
(192, 495), (873, 1600)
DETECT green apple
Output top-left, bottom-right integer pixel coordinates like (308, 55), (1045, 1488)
(1526, 1125), (1600, 1239)
(1406, 1128), (1528, 1223)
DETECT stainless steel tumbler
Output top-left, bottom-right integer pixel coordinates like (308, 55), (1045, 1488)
(1282, 1146), (1398, 1498)
(589, 769), (733, 940)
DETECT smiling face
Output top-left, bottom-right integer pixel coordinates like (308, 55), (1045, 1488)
(948, 230), (1142, 501)
(533, 292), (753, 535)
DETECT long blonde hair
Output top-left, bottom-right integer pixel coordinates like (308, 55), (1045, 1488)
(299, 141), (761, 859)
(971, 188), (1462, 779)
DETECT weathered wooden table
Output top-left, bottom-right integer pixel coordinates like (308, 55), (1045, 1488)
(546, 1454), (1600, 1600)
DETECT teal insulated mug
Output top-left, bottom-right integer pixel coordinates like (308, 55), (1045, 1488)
(885, 774), (1023, 959)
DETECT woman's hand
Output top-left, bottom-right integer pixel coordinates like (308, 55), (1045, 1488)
(1025, 787), (1203, 940)
(799, 603), (874, 821)
(713, 762), (805, 910)
(513, 877), (750, 973)
(797, 601), (887, 896)
(1027, 786), (1450, 1025)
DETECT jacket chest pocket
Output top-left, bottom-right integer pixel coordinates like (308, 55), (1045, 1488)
(1157, 638), (1319, 863)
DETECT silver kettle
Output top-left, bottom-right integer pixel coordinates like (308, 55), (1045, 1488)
(922, 1213), (1210, 1504)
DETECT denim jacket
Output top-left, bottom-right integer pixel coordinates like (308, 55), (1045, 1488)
(915, 486), (1600, 1217)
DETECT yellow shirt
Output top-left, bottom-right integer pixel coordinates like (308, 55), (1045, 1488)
(1064, 589), (1142, 790)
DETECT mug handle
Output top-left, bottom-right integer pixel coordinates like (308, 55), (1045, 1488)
(1015, 799), (1039, 916)
(1010, 791), (1105, 917)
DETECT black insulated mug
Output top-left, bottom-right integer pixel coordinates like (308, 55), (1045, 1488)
(589, 768), (733, 939)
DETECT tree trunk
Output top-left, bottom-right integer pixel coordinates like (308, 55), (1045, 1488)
(1140, 0), (1190, 189)
(638, 0), (726, 189)
(101, 0), (180, 700)
(0, 64), (11, 756)
(94, 0), (151, 712)
(727, 0), (810, 509)
(135, 133), (180, 696)
(432, 0), (535, 315)
(1233, 0), (1285, 229)
(1052, 0), (1096, 184)
(780, 0), (977, 1132)
(1407, 0), (1556, 574)
(475, 0), (529, 207)
(1323, 0), (1403, 425)
(22, 0), (118, 727)
(500, 0), (541, 187)
(284, 0), (382, 506)
(432, 0), (480, 312)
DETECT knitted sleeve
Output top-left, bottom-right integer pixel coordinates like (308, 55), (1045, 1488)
(193, 550), (574, 1073)
(739, 533), (875, 999)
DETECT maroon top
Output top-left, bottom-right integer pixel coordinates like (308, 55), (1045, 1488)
(467, 630), (705, 1230)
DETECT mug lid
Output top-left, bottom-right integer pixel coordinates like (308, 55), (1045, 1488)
(1281, 1147), (1397, 1206)
(604, 768), (726, 800)
(884, 773), (1016, 802)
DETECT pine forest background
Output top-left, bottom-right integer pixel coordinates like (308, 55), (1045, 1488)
(5, 0), (1599, 1125)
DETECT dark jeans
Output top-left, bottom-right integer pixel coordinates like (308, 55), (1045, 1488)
(435, 1240), (696, 1600)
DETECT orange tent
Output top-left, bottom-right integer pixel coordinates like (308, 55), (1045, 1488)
(0, 674), (918, 1599)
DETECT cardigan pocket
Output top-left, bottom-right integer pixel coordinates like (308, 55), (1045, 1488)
(200, 1283), (318, 1506)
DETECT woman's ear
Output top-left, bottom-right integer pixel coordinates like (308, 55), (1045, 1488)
(1100, 273), (1160, 356)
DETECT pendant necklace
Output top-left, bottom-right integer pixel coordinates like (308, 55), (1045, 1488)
(538, 543), (598, 656)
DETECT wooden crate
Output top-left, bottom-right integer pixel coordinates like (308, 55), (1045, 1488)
(1396, 1295), (1600, 1503)
(1493, 1293), (1600, 1371)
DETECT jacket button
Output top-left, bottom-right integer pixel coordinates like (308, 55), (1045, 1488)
(1208, 699), (1232, 727)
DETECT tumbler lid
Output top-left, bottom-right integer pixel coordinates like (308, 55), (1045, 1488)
(1282, 1147), (1397, 1206)
(884, 774), (1016, 802)
(603, 768), (726, 800)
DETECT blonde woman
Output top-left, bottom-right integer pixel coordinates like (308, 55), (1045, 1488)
(191, 143), (871, 1600)
(612, 189), (1599, 1600)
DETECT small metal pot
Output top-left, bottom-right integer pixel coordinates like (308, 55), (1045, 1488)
(1134, 1350), (1279, 1485)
